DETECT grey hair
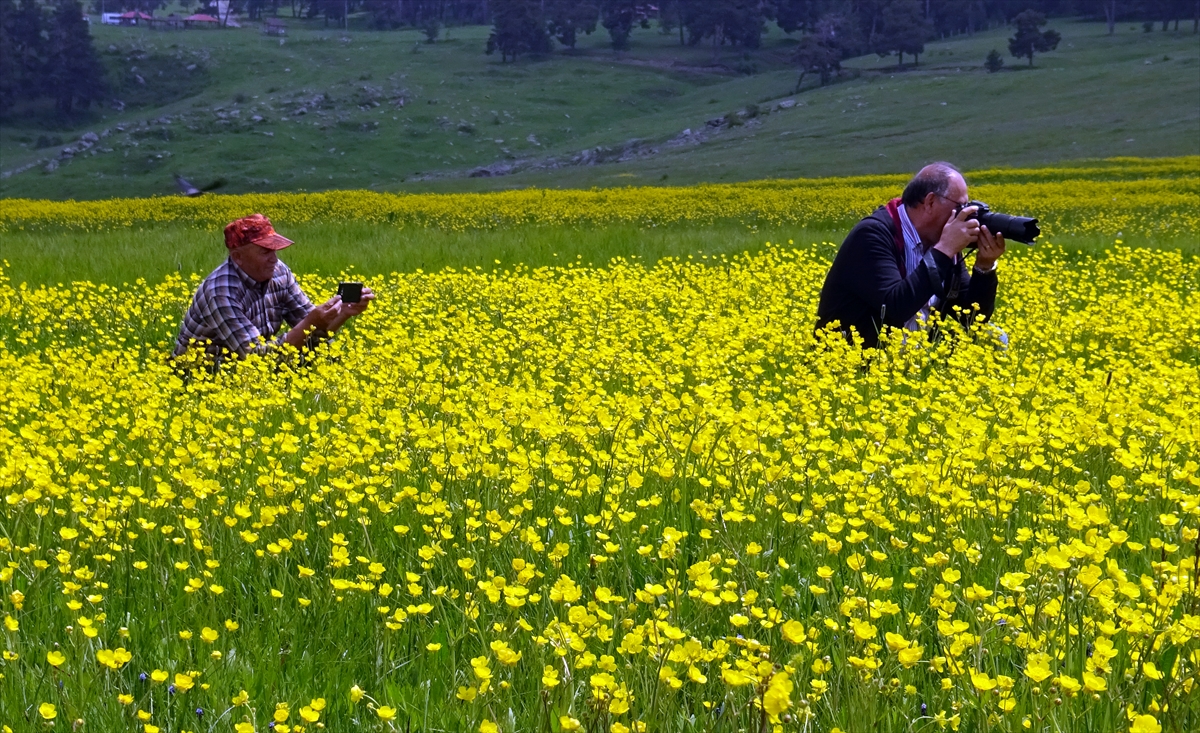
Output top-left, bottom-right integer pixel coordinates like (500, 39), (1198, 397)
(901, 162), (963, 207)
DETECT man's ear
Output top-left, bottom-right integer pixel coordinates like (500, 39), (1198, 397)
(922, 193), (937, 209)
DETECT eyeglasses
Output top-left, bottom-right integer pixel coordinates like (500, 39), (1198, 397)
(935, 193), (970, 214)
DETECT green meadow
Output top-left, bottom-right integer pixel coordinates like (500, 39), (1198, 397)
(1, 20), (1197, 200)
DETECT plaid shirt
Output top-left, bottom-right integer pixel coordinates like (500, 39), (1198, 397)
(174, 257), (313, 356)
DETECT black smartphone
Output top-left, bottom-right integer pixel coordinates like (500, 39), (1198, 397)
(337, 282), (363, 304)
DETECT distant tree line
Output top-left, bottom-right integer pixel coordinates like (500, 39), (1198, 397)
(0, 0), (106, 117)
(3, 0), (1194, 118)
(476, 0), (1195, 65)
(82, 0), (1198, 40)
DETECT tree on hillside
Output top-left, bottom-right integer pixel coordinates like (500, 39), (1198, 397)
(486, 0), (549, 61)
(984, 47), (1004, 71)
(45, 0), (106, 116)
(7, 0), (49, 101)
(872, 0), (931, 67)
(774, 0), (821, 34)
(793, 33), (840, 88)
(546, 0), (598, 50)
(684, 0), (767, 58)
(793, 14), (856, 89)
(1007, 9), (1060, 66)
(600, 0), (638, 50)
(1100, 0), (1117, 35)
(0, 0), (18, 116)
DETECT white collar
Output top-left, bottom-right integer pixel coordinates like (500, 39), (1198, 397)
(897, 205), (924, 252)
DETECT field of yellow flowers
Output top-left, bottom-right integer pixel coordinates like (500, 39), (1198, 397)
(2, 161), (1199, 733)
(2, 157), (1198, 240)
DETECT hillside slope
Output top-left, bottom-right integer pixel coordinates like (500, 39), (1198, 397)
(1, 20), (1196, 199)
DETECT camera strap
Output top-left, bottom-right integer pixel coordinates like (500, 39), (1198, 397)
(884, 199), (908, 277)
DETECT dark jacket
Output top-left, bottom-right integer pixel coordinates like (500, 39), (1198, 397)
(815, 206), (997, 348)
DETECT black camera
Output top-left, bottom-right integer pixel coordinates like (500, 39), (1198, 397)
(967, 200), (1040, 244)
(337, 282), (363, 304)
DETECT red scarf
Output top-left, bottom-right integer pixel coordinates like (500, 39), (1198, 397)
(883, 198), (908, 277)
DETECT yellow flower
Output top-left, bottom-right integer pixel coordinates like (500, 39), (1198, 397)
(1057, 675), (1081, 695)
(426, 642), (443, 651)
(559, 716), (582, 731)
(350, 685), (366, 703)
(1130, 714), (1161, 733)
(200, 627), (219, 643)
(763, 672), (793, 716)
(456, 686), (478, 701)
(234, 723), (255, 733)
(897, 646), (924, 669)
(232, 689), (250, 706)
(542, 666), (560, 689)
(46, 651), (66, 667)
(376, 706), (397, 721)
(95, 647), (132, 670)
(479, 721), (499, 733)
(971, 670), (997, 691)
(1024, 657), (1053, 683)
(173, 673), (195, 692)
(300, 706), (320, 723)
(38, 703), (57, 720)
(780, 620), (805, 644)
(1083, 672), (1107, 692)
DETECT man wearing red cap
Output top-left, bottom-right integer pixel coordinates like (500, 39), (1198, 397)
(174, 213), (375, 358)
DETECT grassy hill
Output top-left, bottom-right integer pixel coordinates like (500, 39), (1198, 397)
(1, 19), (1197, 200)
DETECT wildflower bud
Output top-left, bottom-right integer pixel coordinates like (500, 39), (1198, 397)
(1054, 698), (1062, 706)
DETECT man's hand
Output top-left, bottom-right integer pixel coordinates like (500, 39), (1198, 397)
(933, 206), (981, 258)
(282, 296), (340, 349)
(307, 296), (342, 332)
(327, 286), (375, 333)
(974, 225), (1006, 272)
(337, 286), (375, 319)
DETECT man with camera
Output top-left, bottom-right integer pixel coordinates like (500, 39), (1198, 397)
(815, 162), (1009, 348)
(173, 213), (375, 359)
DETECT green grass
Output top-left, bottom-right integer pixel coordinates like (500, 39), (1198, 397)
(1, 20), (1197, 200)
(1, 221), (1185, 288)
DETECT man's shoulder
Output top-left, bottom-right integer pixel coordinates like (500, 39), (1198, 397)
(851, 207), (895, 234)
(841, 207), (898, 249)
(195, 259), (244, 298)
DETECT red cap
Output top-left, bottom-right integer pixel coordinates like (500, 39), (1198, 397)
(223, 214), (294, 251)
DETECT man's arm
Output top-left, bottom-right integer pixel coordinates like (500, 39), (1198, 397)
(198, 277), (335, 356)
(844, 221), (953, 329)
(946, 226), (1004, 326)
